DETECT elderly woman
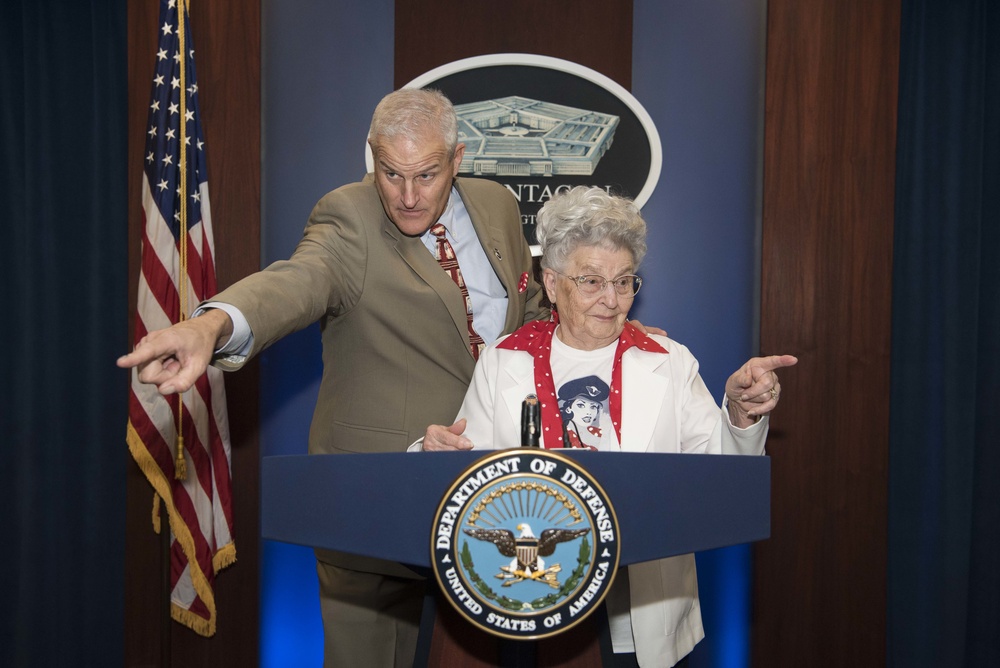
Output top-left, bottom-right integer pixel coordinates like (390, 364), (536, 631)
(419, 186), (796, 667)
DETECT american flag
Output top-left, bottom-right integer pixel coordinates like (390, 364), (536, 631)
(126, 0), (235, 637)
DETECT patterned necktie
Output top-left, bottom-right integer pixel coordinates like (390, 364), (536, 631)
(430, 223), (485, 360)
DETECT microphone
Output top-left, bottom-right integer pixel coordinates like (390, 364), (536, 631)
(520, 394), (540, 448)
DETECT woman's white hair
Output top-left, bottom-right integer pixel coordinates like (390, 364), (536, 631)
(536, 186), (647, 271)
(368, 88), (458, 156)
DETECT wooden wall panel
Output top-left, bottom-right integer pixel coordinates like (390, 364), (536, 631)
(394, 0), (632, 89)
(125, 0), (260, 665)
(755, 0), (899, 665)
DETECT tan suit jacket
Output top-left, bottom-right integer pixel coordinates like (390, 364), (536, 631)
(213, 176), (545, 574)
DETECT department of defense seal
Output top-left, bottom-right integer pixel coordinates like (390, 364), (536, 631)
(431, 449), (620, 640)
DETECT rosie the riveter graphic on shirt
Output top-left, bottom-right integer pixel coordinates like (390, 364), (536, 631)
(557, 375), (612, 450)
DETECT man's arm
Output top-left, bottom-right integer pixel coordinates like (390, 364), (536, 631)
(117, 308), (232, 395)
(419, 419), (474, 451)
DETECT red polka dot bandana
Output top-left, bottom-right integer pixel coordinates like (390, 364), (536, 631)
(497, 321), (666, 447)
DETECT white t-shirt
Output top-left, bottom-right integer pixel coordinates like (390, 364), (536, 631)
(550, 329), (634, 652)
(549, 331), (620, 451)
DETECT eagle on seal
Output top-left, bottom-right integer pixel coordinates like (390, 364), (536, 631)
(463, 523), (589, 575)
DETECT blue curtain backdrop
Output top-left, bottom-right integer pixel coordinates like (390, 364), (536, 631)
(890, 0), (1000, 665)
(0, 0), (127, 665)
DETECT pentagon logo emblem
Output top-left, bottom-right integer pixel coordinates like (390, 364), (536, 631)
(431, 449), (620, 640)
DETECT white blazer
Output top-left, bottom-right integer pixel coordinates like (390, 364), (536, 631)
(455, 332), (768, 668)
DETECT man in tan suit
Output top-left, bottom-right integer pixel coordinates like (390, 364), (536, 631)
(119, 88), (546, 666)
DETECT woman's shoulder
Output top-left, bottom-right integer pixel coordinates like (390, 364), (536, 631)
(631, 333), (699, 366)
(485, 332), (528, 357)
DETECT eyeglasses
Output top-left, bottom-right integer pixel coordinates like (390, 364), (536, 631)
(556, 272), (642, 297)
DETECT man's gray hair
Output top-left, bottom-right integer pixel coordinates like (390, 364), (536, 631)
(536, 186), (648, 271)
(369, 88), (458, 156)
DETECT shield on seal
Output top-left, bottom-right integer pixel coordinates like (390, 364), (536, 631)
(516, 534), (538, 571)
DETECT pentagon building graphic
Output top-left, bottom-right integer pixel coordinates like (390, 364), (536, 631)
(454, 96), (620, 177)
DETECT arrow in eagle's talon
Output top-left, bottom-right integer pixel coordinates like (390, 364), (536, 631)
(463, 522), (591, 588)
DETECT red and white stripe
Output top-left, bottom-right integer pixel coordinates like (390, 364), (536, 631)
(127, 172), (234, 637)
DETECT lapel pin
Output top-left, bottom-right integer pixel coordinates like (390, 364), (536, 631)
(494, 248), (502, 260)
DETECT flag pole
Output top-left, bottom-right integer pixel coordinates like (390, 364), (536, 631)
(174, 0), (189, 480)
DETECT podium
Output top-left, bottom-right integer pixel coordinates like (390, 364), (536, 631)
(262, 451), (769, 665)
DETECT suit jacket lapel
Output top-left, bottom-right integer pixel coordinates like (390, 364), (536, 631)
(500, 353), (536, 440)
(456, 179), (522, 333)
(458, 179), (505, 278)
(379, 201), (471, 356)
(620, 349), (670, 452)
